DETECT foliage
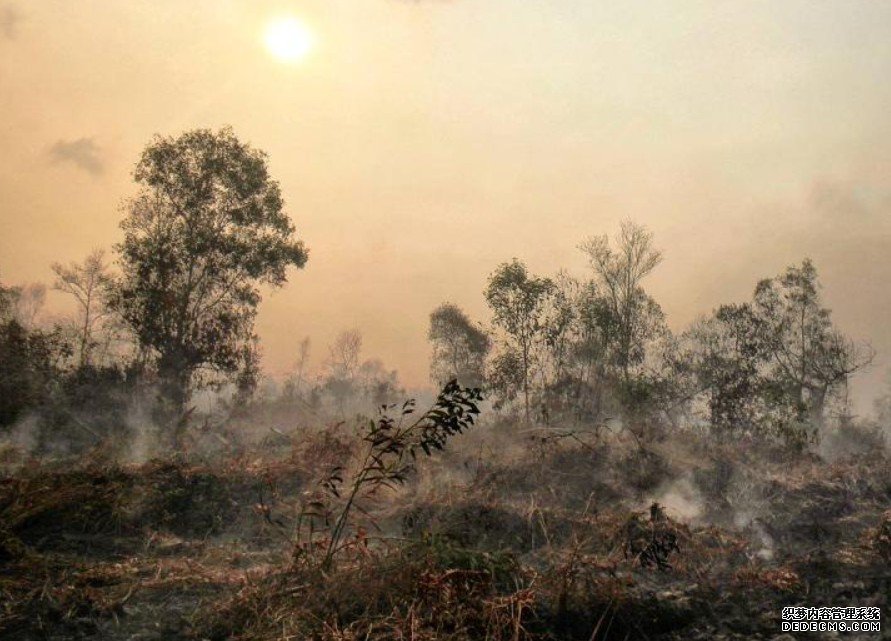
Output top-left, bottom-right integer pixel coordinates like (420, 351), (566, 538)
(0, 319), (70, 430)
(109, 127), (308, 429)
(51, 249), (114, 368)
(359, 358), (405, 407)
(316, 329), (406, 416)
(685, 304), (767, 435)
(294, 380), (484, 568)
(481, 224), (669, 426)
(428, 302), (491, 388)
(231, 337), (262, 410)
(487, 350), (524, 412)
(579, 220), (666, 386)
(685, 259), (872, 442)
(0, 281), (71, 430)
(752, 259), (872, 435)
(485, 259), (555, 422)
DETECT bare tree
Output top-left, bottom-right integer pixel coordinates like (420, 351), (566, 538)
(10, 283), (47, 330)
(328, 329), (362, 381)
(579, 220), (664, 385)
(294, 336), (311, 394)
(51, 249), (112, 367)
(324, 329), (363, 414)
(282, 337), (312, 404)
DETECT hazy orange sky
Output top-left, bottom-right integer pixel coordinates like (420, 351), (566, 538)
(2, 1), (891, 409)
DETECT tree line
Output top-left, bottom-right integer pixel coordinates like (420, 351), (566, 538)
(1, 128), (308, 450)
(428, 221), (874, 446)
(0, 127), (428, 453)
(0, 126), (881, 454)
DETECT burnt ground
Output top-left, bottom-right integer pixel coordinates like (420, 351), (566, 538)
(0, 457), (301, 640)
(0, 428), (889, 641)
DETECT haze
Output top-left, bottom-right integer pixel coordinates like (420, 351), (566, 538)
(2, 0), (891, 408)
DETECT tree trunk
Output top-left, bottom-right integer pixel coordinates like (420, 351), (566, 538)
(522, 340), (530, 423)
(807, 387), (826, 442)
(156, 348), (192, 447)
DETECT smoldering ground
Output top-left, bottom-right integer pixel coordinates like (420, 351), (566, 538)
(2, 400), (888, 640)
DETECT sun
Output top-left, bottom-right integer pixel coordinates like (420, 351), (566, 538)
(264, 17), (314, 63)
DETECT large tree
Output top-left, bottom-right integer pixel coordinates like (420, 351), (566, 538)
(752, 259), (872, 436)
(110, 127), (308, 429)
(685, 259), (872, 442)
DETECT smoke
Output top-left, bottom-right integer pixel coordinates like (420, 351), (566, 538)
(646, 474), (704, 522)
(750, 519), (776, 561)
(0, 414), (40, 472)
(49, 137), (105, 176)
(817, 420), (888, 463)
(0, 4), (20, 40)
(808, 180), (891, 234)
(123, 400), (161, 466)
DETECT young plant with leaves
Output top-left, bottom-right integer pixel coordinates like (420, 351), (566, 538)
(293, 380), (484, 568)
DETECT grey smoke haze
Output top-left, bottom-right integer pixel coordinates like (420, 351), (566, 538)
(0, 4), (19, 39)
(49, 138), (104, 176)
(2, 2), (891, 409)
(808, 180), (891, 233)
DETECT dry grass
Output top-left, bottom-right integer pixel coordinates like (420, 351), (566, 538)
(0, 422), (888, 640)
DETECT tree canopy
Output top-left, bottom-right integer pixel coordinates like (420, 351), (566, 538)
(110, 127), (308, 427)
(428, 302), (490, 388)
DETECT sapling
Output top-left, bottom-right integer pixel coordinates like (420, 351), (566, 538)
(294, 379), (483, 568)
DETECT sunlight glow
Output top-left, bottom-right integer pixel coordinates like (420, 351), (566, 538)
(264, 17), (314, 63)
